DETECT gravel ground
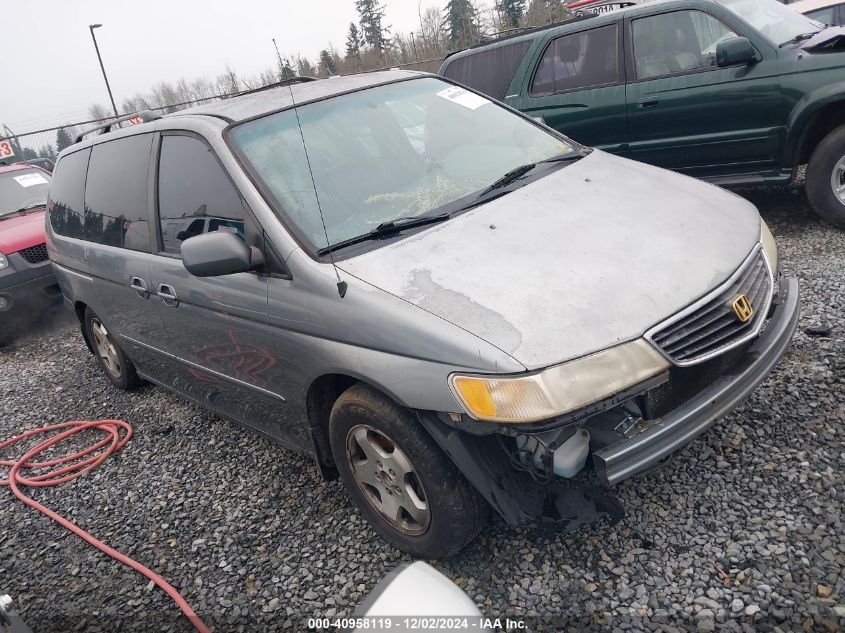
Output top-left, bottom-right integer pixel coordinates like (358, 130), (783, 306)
(1, 189), (843, 633)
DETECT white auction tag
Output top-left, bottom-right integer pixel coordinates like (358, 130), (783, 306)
(436, 86), (490, 110)
(14, 172), (49, 187)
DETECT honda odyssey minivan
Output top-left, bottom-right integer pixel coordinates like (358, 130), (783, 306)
(47, 71), (799, 558)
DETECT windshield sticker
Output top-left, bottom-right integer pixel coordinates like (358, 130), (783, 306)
(13, 173), (49, 188)
(0, 141), (15, 159)
(436, 86), (490, 110)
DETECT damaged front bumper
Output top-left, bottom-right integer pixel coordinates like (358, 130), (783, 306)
(417, 277), (799, 532)
(594, 276), (799, 486)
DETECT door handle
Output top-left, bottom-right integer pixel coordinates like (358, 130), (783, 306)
(156, 283), (179, 307)
(637, 96), (659, 108)
(129, 276), (149, 299)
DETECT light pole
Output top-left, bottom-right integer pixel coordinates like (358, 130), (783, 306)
(89, 24), (119, 118)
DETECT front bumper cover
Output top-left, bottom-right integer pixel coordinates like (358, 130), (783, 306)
(593, 276), (800, 486)
(418, 277), (799, 530)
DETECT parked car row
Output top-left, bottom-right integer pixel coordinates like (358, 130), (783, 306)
(440, 0), (845, 227)
(45, 66), (799, 557)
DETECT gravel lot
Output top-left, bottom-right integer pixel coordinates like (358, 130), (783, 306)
(1, 189), (843, 633)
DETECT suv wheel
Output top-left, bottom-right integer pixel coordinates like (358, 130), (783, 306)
(329, 383), (488, 558)
(84, 308), (140, 390)
(806, 124), (845, 229)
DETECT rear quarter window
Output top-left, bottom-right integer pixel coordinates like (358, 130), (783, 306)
(441, 40), (532, 100)
(84, 134), (154, 251)
(48, 149), (91, 240)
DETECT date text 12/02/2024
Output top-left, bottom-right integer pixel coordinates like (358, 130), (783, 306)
(307, 616), (527, 630)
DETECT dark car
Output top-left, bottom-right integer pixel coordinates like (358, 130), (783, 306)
(440, 0), (845, 227)
(0, 164), (62, 344)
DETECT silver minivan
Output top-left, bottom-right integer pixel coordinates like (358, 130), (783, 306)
(47, 71), (799, 558)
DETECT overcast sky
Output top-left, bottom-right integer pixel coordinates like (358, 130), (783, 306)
(2, 0), (424, 133)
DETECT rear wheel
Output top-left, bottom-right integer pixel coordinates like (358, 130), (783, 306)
(329, 383), (488, 558)
(806, 124), (845, 229)
(84, 308), (139, 390)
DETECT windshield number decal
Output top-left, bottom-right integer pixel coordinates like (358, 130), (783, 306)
(436, 86), (490, 110)
(0, 141), (14, 159)
(13, 173), (49, 188)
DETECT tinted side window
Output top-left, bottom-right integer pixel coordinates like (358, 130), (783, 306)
(84, 134), (153, 251)
(48, 149), (90, 240)
(441, 40), (532, 100)
(157, 135), (244, 254)
(632, 11), (737, 80)
(531, 25), (618, 95)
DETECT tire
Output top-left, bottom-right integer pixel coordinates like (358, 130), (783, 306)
(83, 307), (140, 390)
(329, 384), (488, 558)
(806, 124), (845, 229)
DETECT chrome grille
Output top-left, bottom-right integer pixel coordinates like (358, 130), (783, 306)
(647, 248), (773, 366)
(19, 243), (49, 264)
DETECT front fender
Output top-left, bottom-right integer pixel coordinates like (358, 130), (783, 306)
(783, 80), (845, 166)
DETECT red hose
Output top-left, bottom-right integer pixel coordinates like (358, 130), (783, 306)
(0, 420), (212, 633)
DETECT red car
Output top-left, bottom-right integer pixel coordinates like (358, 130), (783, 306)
(0, 164), (62, 344)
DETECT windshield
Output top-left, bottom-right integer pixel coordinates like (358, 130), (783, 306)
(229, 77), (575, 252)
(717, 0), (823, 45)
(0, 168), (51, 218)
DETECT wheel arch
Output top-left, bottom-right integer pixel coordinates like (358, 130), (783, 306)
(786, 89), (845, 167)
(305, 372), (411, 479)
(74, 300), (95, 355)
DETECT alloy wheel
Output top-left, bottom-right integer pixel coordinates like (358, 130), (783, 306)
(346, 424), (430, 535)
(90, 318), (122, 379)
(832, 154), (845, 206)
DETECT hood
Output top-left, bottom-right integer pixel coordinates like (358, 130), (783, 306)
(338, 151), (761, 370)
(0, 209), (47, 255)
(802, 26), (845, 52)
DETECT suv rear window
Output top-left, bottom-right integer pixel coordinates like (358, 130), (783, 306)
(531, 24), (619, 94)
(84, 134), (154, 251)
(48, 149), (91, 240)
(441, 40), (532, 100)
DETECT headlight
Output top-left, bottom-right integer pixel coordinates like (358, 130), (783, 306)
(0, 253), (8, 270)
(449, 339), (669, 423)
(760, 220), (778, 275)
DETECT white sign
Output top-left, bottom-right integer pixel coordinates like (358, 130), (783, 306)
(0, 140), (15, 159)
(436, 86), (490, 111)
(14, 173), (49, 188)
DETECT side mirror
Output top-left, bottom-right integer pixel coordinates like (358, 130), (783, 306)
(716, 37), (757, 67)
(176, 230), (188, 241)
(181, 231), (260, 277)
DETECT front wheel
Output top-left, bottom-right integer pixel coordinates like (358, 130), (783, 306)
(329, 384), (488, 559)
(806, 124), (845, 229)
(84, 308), (140, 390)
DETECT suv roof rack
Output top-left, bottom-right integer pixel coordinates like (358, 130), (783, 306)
(444, 13), (599, 58)
(231, 76), (318, 98)
(74, 110), (162, 144)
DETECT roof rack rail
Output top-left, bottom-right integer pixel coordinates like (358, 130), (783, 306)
(74, 110), (162, 144)
(230, 76), (318, 99)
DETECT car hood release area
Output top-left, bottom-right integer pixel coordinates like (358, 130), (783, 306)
(339, 151), (761, 370)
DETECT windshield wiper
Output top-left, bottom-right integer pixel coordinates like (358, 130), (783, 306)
(466, 152), (583, 206)
(0, 204), (45, 221)
(780, 31), (820, 47)
(317, 212), (451, 256)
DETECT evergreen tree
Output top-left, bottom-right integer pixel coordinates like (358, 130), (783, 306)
(280, 58), (296, 80)
(346, 22), (362, 59)
(318, 50), (338, 76)
(56, 128), (73, 153)
(356, 0), (391, 53)
(499, 0), (526, 28)
(443, 0), (478, 47)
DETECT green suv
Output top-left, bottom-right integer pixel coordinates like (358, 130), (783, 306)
(440, 0), (845, 227)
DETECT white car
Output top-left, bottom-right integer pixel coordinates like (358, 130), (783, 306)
(789, 0), (844, 25)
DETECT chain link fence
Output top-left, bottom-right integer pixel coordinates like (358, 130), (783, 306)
(0, 57), (445, 172)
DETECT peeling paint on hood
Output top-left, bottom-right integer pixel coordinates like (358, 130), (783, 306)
(338, 151), (761, 370)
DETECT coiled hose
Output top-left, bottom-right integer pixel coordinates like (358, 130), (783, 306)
(0, 420), (211, 633)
